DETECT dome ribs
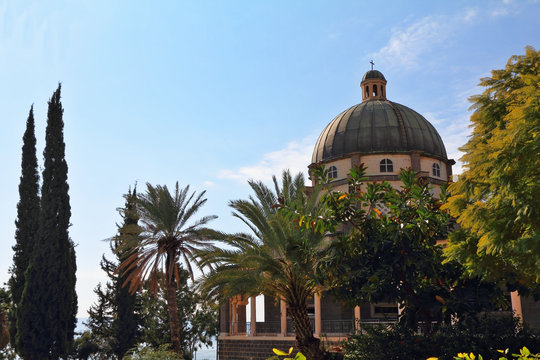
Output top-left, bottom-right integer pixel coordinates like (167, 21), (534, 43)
(386, 101), (409, 151)
(311, 71), (449, 164)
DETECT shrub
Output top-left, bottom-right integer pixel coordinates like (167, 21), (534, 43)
(427, 347), (540, 359)
(122, 343), (181, 360)
(343, 315), (540, 360)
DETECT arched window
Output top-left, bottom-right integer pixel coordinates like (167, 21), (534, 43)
(380, 158), (393, 173)
(328, 165), (338, 180)
(432, 163), (441, 177)
(373, 84), (378, 96)
(365, 86), (369, 98)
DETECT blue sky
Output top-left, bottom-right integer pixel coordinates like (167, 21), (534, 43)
(1, 0), (539, 318)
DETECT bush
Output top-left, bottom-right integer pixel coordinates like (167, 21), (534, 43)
(122, 343), (181, 360)
(432, 347), (540, 360)
(343, 315), (540, 360)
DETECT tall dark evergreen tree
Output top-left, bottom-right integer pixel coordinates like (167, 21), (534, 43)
(111, 188), (140, 359)
(17, 84), (77, 360)
(84, 188), (142, 359)
(9, 106), (40, 348)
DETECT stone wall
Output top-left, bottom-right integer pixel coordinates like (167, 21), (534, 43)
(218, 338), (343, 360)
(522, 296), (540, 329)
(218, 339), (296, 360)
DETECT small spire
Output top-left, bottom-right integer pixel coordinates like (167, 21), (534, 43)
(370, 60), (374, 70)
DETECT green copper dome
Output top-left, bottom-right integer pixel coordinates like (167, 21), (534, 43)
(311, 100), (448, 164)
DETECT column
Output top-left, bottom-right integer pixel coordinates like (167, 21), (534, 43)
(250, 296), (257, 336)
(230, 298), (237, 334)
(314, 293), (321, 337)
(354, 305), (361, 332)
(280, 298), (287, 336)
(237, 300), (247, 334)
(511, 291), (523, 322)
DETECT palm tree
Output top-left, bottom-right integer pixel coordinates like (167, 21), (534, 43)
(119, 182), (217, 356)
(198, 170), (328, 360)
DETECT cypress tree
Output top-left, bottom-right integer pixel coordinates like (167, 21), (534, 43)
(9, 106), (40, 348)
(112, 187), (141, 358)
(84, 187), (142, 359)
(17, 84), (77, 359)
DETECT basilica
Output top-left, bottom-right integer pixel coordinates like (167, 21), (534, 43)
(217, 68), (538, 360)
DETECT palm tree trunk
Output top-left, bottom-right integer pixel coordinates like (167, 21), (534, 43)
(165, 275), (183, 356)
(288, 305), (325, 360)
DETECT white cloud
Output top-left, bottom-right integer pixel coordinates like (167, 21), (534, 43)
(371, 4), (502, 71)
(463, 8), (478, 22)
(490, 0), (523, 17)
(218, 137), (316, 184)
(491, 7), (509, 16)
(327, 32), (340, 40)
(203, 180), (215, 187)
(424, 112), (443, 125)
(371, 16), (449, 70)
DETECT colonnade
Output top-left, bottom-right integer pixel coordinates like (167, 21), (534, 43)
(227, 293), (361, 337)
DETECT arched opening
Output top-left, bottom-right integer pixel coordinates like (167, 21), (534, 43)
(432, 163), (441, 177)
(328, 165), (338, 180)
(380, 158), (393, 173)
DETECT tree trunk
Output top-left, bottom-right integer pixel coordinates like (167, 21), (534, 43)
(165, 275), (183, 357)
(288, 305), (325, 360)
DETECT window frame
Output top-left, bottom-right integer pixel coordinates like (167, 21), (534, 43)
(432, 163), (441, 177)
(380, 158), (393, 173)
(328, 165), (338, 180)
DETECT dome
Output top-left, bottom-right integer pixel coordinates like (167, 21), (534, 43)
(362, 70), (386, 82)
(311, 100), (448, 164)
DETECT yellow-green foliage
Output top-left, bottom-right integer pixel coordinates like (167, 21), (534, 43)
(443, 46), (540, 290)
(267, 347), (306, 360)
(427, 347), (540, 360)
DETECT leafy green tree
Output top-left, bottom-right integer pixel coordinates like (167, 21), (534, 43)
(303, 165), (503, 334)
(71, 331), (101, 360)
(1, 287), (11, 350)
(122, 344), (181, 360)
(85, 262), (119, 358)
(9, 105), (40, 348)
(17, 84), (77, 359)
(0, 288), (17, 360)
(443, 46), (540, 293)
(119, 182), (217, 356)
(137, 267), (218, 360)
(198, 171), (327, 360)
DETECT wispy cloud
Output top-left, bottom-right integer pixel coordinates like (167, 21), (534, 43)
(424, 112), (443, 125)
(327, 32), (340, 40)
(463, 8), (479, 22)
(491, 7), (509, 16)
(218, 136), (316, 184)
(371, 2), (512, 71)
(371, 16), (449, 70)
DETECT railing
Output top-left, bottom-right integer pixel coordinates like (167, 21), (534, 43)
(227, 322), (248, 335)
(253, 321), (281, 335)
(221, 319), (399, 337)
(322, 320), (355, 335)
